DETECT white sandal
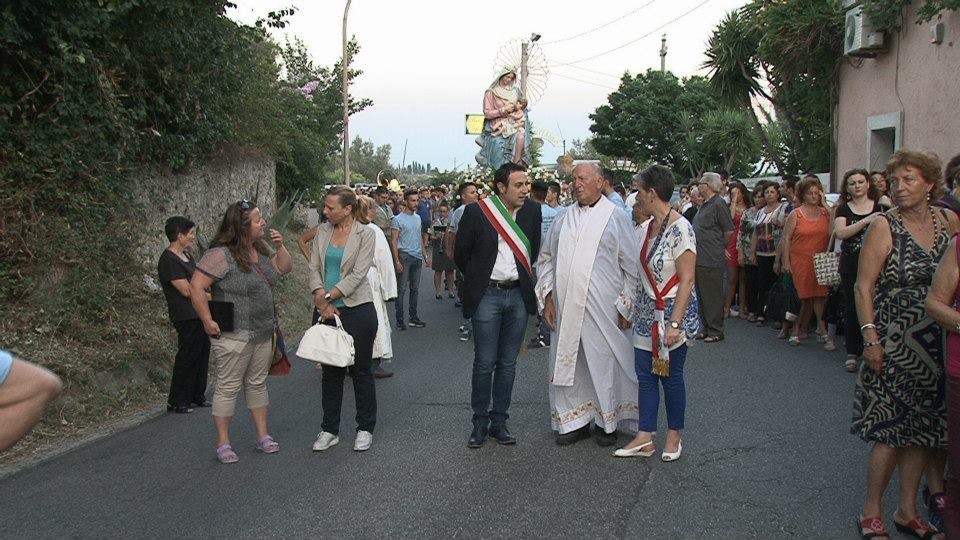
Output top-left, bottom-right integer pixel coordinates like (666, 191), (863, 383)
(613, 440), (655, 458)
(661, 440), (682, 462)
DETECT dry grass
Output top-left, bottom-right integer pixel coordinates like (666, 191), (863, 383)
(0, 233), (314, 465)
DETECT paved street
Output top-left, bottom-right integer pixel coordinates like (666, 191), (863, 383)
(2, 276), (887, 539)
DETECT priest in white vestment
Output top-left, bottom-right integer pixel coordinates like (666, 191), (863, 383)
(364, 198), (398, 378)
(535, 163), (641, 446)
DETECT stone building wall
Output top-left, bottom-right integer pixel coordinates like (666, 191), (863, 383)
(130, 148), (276, 267)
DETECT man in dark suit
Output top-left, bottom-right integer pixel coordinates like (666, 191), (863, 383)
(454, 162), (541, 448)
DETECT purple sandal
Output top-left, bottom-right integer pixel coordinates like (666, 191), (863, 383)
(216, 444), (239, 464)
(256, 435), (280, 454)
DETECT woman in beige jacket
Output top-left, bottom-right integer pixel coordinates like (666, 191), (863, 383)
(307, 187), (378, 452)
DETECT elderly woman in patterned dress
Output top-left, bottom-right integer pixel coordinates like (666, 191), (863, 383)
(853, 150), (959, 540)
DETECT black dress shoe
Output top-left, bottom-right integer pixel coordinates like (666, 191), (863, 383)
(166, 404), (194, 414)
(373, 367), (393, 378)
(488, 426), (517, 445)
(593, 427), (618, 447)
(555, 424), (591, 446)
(467, 426), (488, 448)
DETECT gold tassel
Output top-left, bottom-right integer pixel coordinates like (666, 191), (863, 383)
(652, 355), (670, 377)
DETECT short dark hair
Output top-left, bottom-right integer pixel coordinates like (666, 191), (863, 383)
(601, 168), (616, 185)
(403, 188), (419, 200)
(782, 175), (800, 190)
(715, 168), (729, 180)
(547, 181), (561, 195)
(636, 164), (675, 202)
(945, 154), (960, 191)
(164, 216), (195, 242)
(530, 180), (548, 199)
(457, 182), (478, 197)
(374, 186), (388, 195)
(493, 162), (526, 194)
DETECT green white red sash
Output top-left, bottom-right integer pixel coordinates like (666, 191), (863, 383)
(479, 195), (533, 278)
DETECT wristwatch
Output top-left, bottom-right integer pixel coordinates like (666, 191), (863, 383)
(324, 293), (332, 302)
(669, 321), (680, 329)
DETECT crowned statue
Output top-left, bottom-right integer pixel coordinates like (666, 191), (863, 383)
(476, 68), (531, 171)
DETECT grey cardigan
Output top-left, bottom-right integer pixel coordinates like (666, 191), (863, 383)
(308, 220), (376, 307)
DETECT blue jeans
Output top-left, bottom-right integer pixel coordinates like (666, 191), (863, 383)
(395, 251), (422, 323)
(471, 287), (527, 428)
(635, 344), (687, 432)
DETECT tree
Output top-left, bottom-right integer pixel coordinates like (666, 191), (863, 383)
(703, 1), (843, 174)
(568, 137), (603, 160)
(274, 37), (372, 195)
(346, 136), (391, 182)
(589, 70), (738, 176)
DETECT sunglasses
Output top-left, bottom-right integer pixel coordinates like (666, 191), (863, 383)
(237, 199), (255, 210)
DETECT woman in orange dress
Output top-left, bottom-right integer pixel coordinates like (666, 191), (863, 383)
(781, 177), (831, 346)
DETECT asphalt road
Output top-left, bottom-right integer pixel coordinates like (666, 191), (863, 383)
(2, 276), (894, 539)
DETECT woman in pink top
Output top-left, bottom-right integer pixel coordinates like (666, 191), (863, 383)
(926, 235), (960, 537)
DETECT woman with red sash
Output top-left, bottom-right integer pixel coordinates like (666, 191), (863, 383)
(614, 165), (700, 462)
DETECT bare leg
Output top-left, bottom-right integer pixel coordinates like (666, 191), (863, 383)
(862, 442), (897, 518)
(723, 265), (739, 317)
(250, 406), (269, 441)
(664, 429), (681, 453)
(0, 359), (63, 451)
(793, 300), (813, 339)
(812, 297), (827, 336)
(926, 448), (947, 493)
(624, 431), (656, 452)
(896, 445), (929, 521)
(214, 415), (233, 447)
(445, 271), (456, 293)
(434, 271), (442, 296)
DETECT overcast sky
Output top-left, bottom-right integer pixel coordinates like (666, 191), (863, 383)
(229, 0), (750, 172)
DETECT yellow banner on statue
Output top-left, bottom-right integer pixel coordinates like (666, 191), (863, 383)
(464, 114), (485, 135)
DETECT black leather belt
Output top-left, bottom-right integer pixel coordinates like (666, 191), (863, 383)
(488, 279), (520, 289)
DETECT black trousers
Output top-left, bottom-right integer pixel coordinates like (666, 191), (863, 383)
(313, 303), (378, 435)
(168, 319), (210, 407)
(756, 255), (777, 319)
(744, 263), (759, 316)
(841, 272), (863, 356)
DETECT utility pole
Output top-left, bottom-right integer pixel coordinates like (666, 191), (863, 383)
(341, 0), (352, 185)
(400, 139), (408, 175)
(659, 33), (667, 73)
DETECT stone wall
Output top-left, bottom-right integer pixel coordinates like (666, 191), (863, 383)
(130, 148), (276, 267)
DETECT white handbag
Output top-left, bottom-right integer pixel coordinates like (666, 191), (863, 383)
(296, 315), (355, 367)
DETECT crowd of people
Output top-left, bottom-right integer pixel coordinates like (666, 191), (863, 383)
(8, 147), (960, 539)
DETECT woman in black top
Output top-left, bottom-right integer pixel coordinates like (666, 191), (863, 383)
(833, 169), (881, 372)
(157, 216), (210, 413)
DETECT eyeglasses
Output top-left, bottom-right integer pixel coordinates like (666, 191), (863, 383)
(237, 200), (255, 210)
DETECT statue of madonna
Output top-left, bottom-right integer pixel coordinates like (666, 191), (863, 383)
(475, 69), (531, 171)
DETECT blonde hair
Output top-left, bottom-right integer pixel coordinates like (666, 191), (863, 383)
(326, 186), (366, 221)
(357, 196), (376, 225)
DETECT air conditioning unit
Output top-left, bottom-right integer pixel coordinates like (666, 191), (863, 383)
(845, 6), (886, 56)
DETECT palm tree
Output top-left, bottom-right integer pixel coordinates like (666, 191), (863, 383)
(702, 8), (787, 174)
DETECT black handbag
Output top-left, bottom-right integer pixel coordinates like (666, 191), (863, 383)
(208, 301), (234, 332)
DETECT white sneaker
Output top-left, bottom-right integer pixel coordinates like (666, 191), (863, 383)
(312, 431), (339, 451)
(354, 430), (373, 451)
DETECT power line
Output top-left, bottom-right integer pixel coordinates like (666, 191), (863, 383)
(549, 63), (626, 80)
(551, 0), (712, 67)
(551, 71), (620, 91)
(541, 0), (660, 45)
